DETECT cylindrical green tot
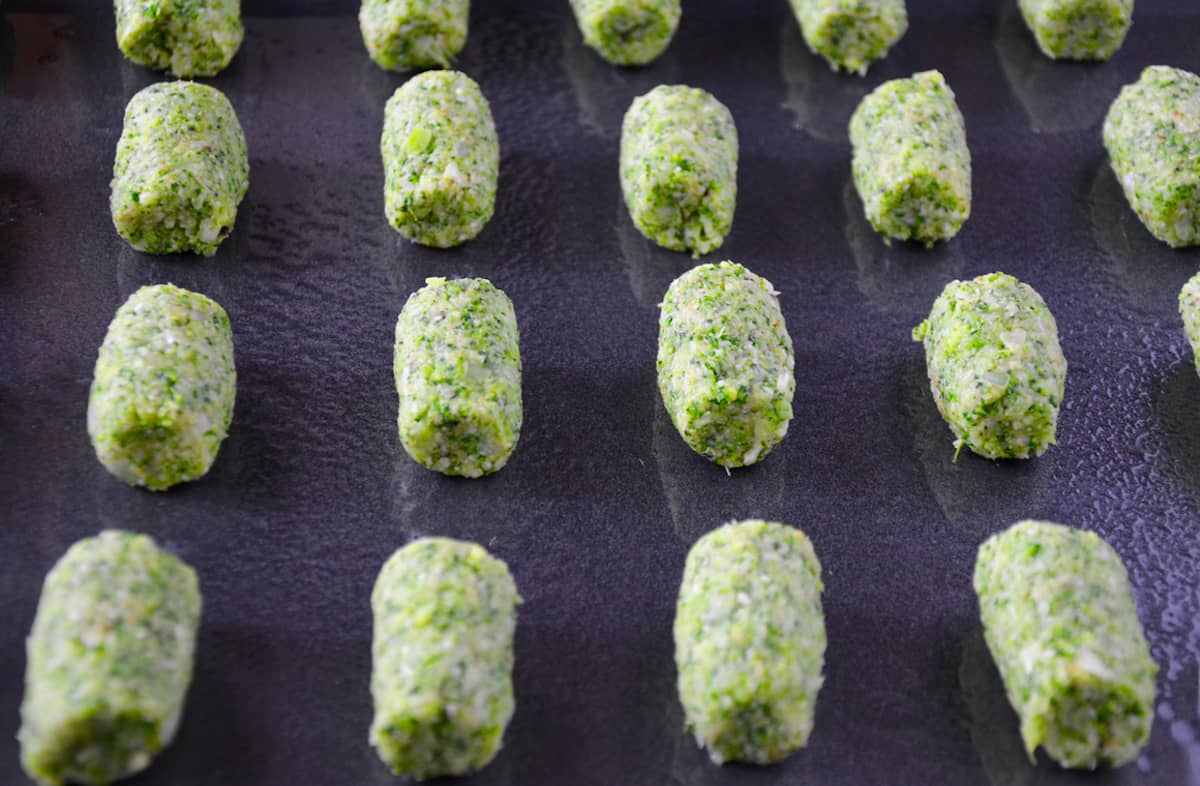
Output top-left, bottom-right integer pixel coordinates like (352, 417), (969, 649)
(1180, 272), (1200, 376)
(87, 284), (237, 491)
(110, 81), (249, 257)
(912, 272), (1066, 460)
(394, 277), (522, 478)
(657, 261), (795, 469)
(788, 0), (908, 75)
(1103, 66), (1200, 248)
(674, 520), (826, 765)
(569, 0), (681, 66)
(370, 538), (520, 780)
(620, 84), (738, 257)
(381, 70), (499, 248)
(19, 531), (202, 786)
(359, 0), (469, 71)
(114, 0), (243, 77)
(974, 520), (1157, 769)
(850, 70), (971, 246)
(1018, 0), (1132, 61)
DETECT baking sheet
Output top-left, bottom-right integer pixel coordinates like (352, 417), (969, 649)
(1, 1), (1198, 784)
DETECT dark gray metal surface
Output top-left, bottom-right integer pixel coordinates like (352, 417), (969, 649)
(1, 1), (1199, 784)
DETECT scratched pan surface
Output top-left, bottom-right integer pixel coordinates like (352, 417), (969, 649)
(1, 1), (1198, 784)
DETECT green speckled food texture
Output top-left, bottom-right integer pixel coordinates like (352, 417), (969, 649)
(1017, 0), (1132, 61)
(110, 81), (249, 257)
(913, 273), (1066, 460)
(88, 284), (237, 491)
(19, 531), (202, 786)
(394, 277), (522, 478)
(788, 0), (907, 75)
(1103, 65), (1200, 248)
(974, 520), (1157, 769)
(1180, 272), (1200, 375)
(359, 0), (469, 70)
(114, 0), (243, 77)
(657, 261), (795, 468)
(674, 520), (825, 765)
(381, 70), (499, 248)
(850, 69), (971, 246)
(569, 0), (681, 66)
(620, 85), (738, 257)
(370, 538), (520, 780)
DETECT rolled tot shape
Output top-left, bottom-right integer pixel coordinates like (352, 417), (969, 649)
(620, 84), (738, 257)
(850, 69), (971, 246)
(657, 261), (795, 468)
(912, 272), (1066, 460)
(788, 0), (908, 75)
(114, 0), (243, 77)
(19, 531), (202, 786)
(1103, 65), (1200, 248)
(359, 0), (469, 71)
(87, 284), (237, 491)
(394, 277), (522, 477)
(1180, 272), (1200, 376)
(569, 0), (681, 66)
(370, 537), (520, 779)
(1017, 0), (1133, 61)
(674, 520), (826, 764)
(110, 81), (249, 256)
(974, 520), (1157, 769)
(382, 70), (499, 248)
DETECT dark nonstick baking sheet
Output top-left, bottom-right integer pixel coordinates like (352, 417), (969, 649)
(1, 1), (1199, 784)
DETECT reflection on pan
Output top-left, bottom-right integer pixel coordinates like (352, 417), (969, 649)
(993, 1), (1120, 135)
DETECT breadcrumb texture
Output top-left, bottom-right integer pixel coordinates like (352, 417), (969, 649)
(359, 0), (469, 70)
(620, 84), (738, 257)
(1103, 65), (1200, 248)
(370, 538), (520, 780)
(114, 0), (243, 77)
(675, 520), (825, 765)
(110, 81), (249, 257)
(394, 277), (522, 477)
(850, 70), (971, 246)
(1017, 0), (1132, 61)
(657, 261), (795, 468)
(569, 0), (681, 66)
(913, 272), (1066, 460)
(788, 0), (907, 75)
(974, 520), (1157, 769)
(382, 70), (499, 248)
(20, 531), (202, 786)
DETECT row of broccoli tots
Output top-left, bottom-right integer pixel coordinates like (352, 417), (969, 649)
(114, 0), (1136, 78)
(19, 517), (1157, 783)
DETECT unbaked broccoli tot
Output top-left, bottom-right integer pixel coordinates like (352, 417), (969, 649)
(359, 0), (469, 70)
(788, 0), (907, 75)
(850, 70), (971, 246)
(1018, 0), (1133, 61)
(913, 273), (1066, 460)
(114, 0), (243, 77)
(88, 284), (237, 491)
(674, 520), (826, 764)
(620, 85), (738, 257)
(382, 70), (499, 248)
(974, 520), (1157, 769)
(110, 81), (249, 257)
(1180, 272), (1200, 375)
(19, 531), (202, 786)
(394, 277), (522, 477)
(569, 0), (681, 66)
(1103, 66), (1200, 248)
(657, 261), (795, 469)
(370, 538), (520, 779)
